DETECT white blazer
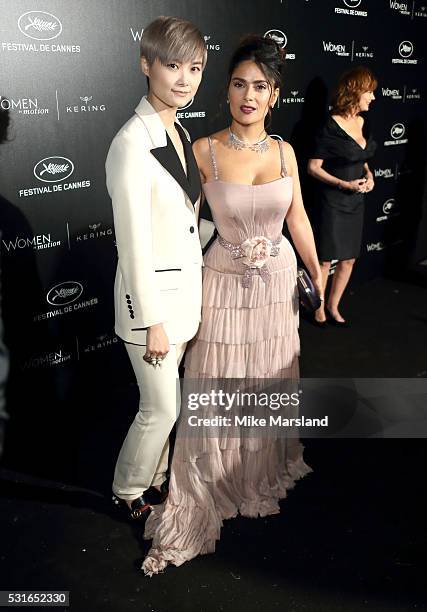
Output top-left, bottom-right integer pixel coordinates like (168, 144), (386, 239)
(106, 96), (203, 345)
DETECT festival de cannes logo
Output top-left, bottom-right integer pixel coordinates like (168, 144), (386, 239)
(391, 123), (405, 139)
(399, 41), (413, 57)
(18, 11), (62, 41)
(385, 123), (408, 146)
(34, 157), (74, 183)
(264, 30), (287, 48)
(335, 0), (367, 16)
(383, 199), (396, 214)
(392, 40), (417, 64)
(376, 198), (399, 222)
(179, 97), (194, 111)
(46, 281), (83, 306)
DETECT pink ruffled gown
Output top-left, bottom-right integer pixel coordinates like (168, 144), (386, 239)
(142, 138), (312, 575)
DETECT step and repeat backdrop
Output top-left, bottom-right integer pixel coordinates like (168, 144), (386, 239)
(0, 0), (425, 473)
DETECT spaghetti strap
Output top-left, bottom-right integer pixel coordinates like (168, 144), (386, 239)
(278, 140), (288, 178)
(207, 136), (219, 181)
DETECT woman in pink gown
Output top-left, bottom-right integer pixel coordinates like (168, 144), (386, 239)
(143, 35), (322, 575)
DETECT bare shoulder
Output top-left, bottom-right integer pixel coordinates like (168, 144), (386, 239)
(192, 136), (210, 157)
(278, 140), (297, 164)
(281, 140), (295, 156)
(274, 140), (299, 177)
(193, 129), (228, 160)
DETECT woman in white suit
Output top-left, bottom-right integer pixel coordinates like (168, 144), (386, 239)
(105, 17), (207, 520)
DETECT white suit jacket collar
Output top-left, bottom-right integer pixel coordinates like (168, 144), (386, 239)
(134, 96), (200, 206)
(134, 95), (188, 149)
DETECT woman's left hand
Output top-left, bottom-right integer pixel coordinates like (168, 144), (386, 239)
(313, 275), (324, 303)
(363, 176), (375, 192)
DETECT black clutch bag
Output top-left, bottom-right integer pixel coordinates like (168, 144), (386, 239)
(297, 268), (321, 312)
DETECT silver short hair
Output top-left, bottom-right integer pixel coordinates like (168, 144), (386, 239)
(140, 16), (207, 68)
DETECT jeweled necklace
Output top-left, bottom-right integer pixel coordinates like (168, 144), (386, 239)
(228, 127), (270, 154)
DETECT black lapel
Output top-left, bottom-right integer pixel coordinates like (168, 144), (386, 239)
(150, 125), (201, 206)
(175, 123), (201, 205)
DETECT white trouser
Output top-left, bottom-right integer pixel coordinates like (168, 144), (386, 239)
(112, 342), (186, 500)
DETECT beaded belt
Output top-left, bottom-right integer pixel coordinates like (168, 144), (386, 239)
(217, 234), (282, 288)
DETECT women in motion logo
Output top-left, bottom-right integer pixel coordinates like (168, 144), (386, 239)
(18, 11), (63, 41)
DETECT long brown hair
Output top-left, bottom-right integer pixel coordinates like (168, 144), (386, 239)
(331, 66), (377, 116)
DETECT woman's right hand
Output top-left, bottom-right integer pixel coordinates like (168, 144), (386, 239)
(145, 323), (170, 360)
(343, 178), (367, 192)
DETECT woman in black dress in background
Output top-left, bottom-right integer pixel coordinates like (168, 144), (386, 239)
(308, 66), (377, 325)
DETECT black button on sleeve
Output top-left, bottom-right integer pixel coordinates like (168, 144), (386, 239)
(190, 226), (195, 233)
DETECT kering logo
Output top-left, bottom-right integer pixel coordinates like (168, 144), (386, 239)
(406, 87), (421, 101)
(18, 11), (62, 41)
(66, 95), (106, 114)
(75, 222), (114, 243)
(46, 281), (83, 306)
(399, 40), (413, 57)
(414, 4), (427, 18)
(354, 44), (374, 59)
(281, 90), (305, 104)
(83, 332), (119, 354)
(204, 35), (221, 51)
(34, 156), (74, 183)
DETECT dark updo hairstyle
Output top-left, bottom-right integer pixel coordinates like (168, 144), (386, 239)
(227, 35), (286, 128)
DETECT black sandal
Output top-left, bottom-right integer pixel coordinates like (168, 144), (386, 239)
(144, 476), (170, 506)
(111, 494), (152, 521)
